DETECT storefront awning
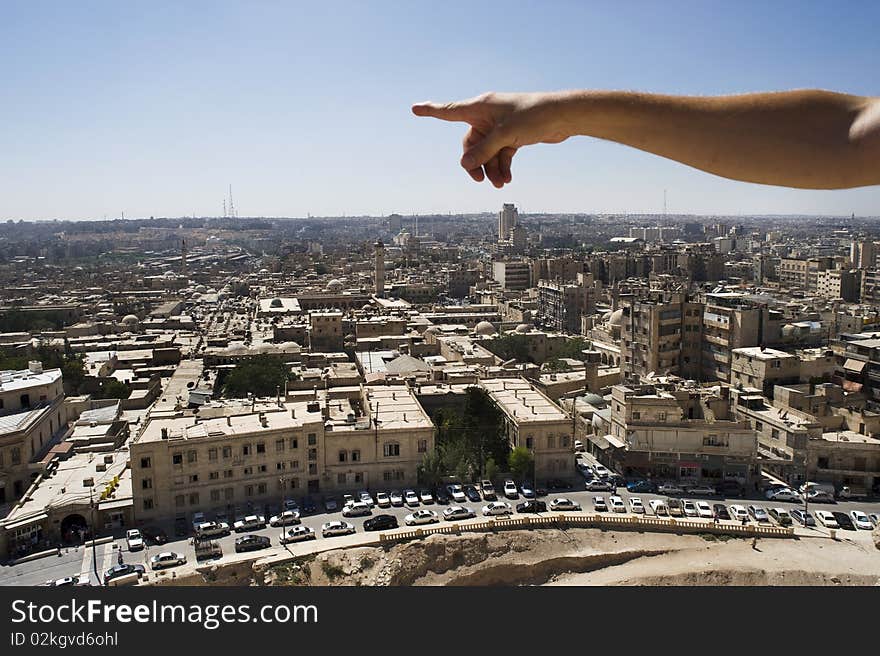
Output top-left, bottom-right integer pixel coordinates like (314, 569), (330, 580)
(603, 433), (626, 449)
(4, 512), (48, 530)
(98, 498), (133, 511)
(844, 358), (866, 373)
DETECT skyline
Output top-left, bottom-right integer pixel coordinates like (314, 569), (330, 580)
(3, 1), (880, 220)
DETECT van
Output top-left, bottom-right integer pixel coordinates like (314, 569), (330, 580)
(666, 498), (684, 517)
(799, 481), (835, 497)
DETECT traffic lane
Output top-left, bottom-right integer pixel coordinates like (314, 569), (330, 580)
(0, 544), (98, 587)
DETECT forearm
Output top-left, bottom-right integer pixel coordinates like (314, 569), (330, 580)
(555, 89), (879, 189)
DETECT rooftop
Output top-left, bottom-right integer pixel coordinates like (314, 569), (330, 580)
(481, 378), (568, 423)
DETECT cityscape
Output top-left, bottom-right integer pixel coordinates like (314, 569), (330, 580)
(1, 206), (879, 587)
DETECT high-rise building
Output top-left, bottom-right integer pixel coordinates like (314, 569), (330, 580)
(374, 240), (385, 297)
(498, 203), (518, 241)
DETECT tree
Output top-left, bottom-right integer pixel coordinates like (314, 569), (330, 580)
(484, 456), (498, 482)
(418, 451), (444, 487)
(543, 358), (573, 373)
(485, 334), (531, 363)
(95, 379), (131, 400)
(222, 355), (290, 397)
(508, 447), (534, 481)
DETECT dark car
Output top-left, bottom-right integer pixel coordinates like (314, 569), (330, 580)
(103, 563), (145, 585)
(713, 504), (731, 520)
(534, 486), (548, 498)
(832, 512), (856, 530)
(235, 535), (271, 553)
(173, 517), (188, 537)
(516, 500), (547, 514)
(464, 485), (481, 502)
(364, 514), (399, 531)
(718, 480), (743, 497)
(546, 479), (572, 491)
(141, 526), (168, 545)
(609, 475), (626, 489)
(626, 480), (654, 493)
(300, 496), (318, 514)
(433, 487), (451, 504)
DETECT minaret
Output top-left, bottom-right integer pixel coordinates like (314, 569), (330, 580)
(374, 240), (385, 297)
(181, 239), (188, 277)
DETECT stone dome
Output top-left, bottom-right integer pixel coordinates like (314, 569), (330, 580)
(515, 323), (532, 334)
(581, 392), (605, 407)
(326, 279), (344, 292)
(474, 321), (496, 336)
(423, 326), (441, 335)
(195, 285), (207, 294)
(121, 314), (139, 325)
(608, 309), (624, 327)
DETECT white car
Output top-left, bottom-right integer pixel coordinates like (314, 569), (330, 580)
(682, 500), (698, 517)
(280, 525), (316, 544)
(695, 501), (713, 519)
(814, 511), (838, 528)
(609, 495), (626, 513)
(728, 505), (749, 522)
(150, 551), (186, 570)
(405, 509), (440, 525)
(342, 501), (372, 517)
(195, 521), (230, 537)
(482, 501), (513, 516)
(628, 497), (645, 514)
(593, 496), (608, 512)
(448, 485), (467, 503)
(404, 489), (420, 507)
(850, 510), (873, 530)
(869, 513), (880, 527)
(649, 499), (668, 516)
(358, 491), (375, 507)
(593, 464), (610, 479)
(549, 498), (581, 511)
(766, 487), (801, 502)
(390, 490), (404, 507)
(233, 515), (266, 532)
(322, 521), (356, 537)
(419, 490), (434, 504)
(503, 480), (519, 499)
(269, 510), (301, 527)
(443, 505), (476, 521)
(574, 439), (584, 452)
(375, 491), (391, 508)
(126, 529), (144, 551)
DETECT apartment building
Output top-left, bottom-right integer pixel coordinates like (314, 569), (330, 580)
(816, 268), (861, 302)
(491, 260), (532, 291)
(537, 279), (595, 334)
(0, 363), (68, 504)
(730, 347), (800, 398)
(700, 293), (763, 382)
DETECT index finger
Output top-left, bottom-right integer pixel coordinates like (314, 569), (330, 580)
(411, 100), (475, 122)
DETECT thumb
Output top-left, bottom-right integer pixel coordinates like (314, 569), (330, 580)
(460, 126), (511, 169)
(411, 101), (474, 122)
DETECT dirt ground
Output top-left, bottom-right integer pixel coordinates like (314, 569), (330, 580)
(258, 527), (880, 587)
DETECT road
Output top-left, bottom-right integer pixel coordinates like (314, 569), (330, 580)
(3, 477), (879, 587)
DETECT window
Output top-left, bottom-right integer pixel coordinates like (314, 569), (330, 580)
(189, 474), (199, 483)
(308, 464), (317, 475)
(417, 440), (427, 453)
(141, 478), (153, 490)
(632, 412), (640, 420)
(243, 466), (253, 475)
(525, 436), (534, 449)
(658, 412), (666, 421)
(276, 461), (286, 471)
(174, 494), (185, 507)
(754, 421), (763, 432)
(11, 447), (20, 465)
(242, 444), (251, 456)
(222, 446), (232, 459)
(208, 448), (218, 461)
(561, 435), (570, 448)
(224, 469), (234, 479)
(224, 487), (234, 500)
(339, 450), (348, 463)
(172, 453), (183, 465)
(258, 464), (267, 473)
(257, 483), (267, 494)
(209, 471), (219, 480)
(307, 433), (317, 445)
(290, 460), (300, 470)
(140, 457), (152, 469)
(771, 429), (780, 440)
(354, 473), (363, 483)
(383, 442), (401, 457)
(245, 485), (254, 497)
(187, 450), (197, 464)
(256, 443), (266, 454)
(547, 435), (556, 449)
(290, 478), (299, 489)
(142, 498), (154, 510)
(188, 493), (199, 505)
(210, 489), (221, 502)
(290, 437), (298, 449)
(351, 450), (360, 462)
(275, 439), (285, 452)
(338, 473), (347, 484)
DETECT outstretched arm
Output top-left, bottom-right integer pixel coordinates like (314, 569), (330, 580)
(412, 89), (880, 189)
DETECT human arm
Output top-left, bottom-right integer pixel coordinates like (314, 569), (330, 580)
(412, 89), (880, 189)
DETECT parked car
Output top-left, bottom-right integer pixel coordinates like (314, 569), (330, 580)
(443, 506), (476, 521)
(464, 485), (482, 502)
(516, 500), (547, 514)
(503, 480), (519, 499)
(593, 463), (611, 479)
(194, 521), (229, 539)
(103, 563), (145, 585)
(342, 501), (372, 517)
(448, 485), (466, 503)
(682, 500), (698, 517)
(717, 480), (744, 497)
(233, 515), (266, 532)
(141, 526), (168, 545)
(747, 505), (769, 523)
(666, 498), (684, 517)
(269, 510), (301, 527)
(150, 551), (187, 570)
(832, 512), (856, 530)
(695, 501), (713, 519)
(300, 496), (318, 514)
(482, 501), (513, 516)
(574, 439), (584, 452)
(390, 490), (404, 507)
(593, 496), (608, 512)
(280, 526), (316, 544)
(519, 482), (536, 499)
(585, 479), (614, 492)
(235, 535), (271, 553)
(405, 509), (440, 525)
(688, 485), (717, 496)
(283, 498), (300, 512)
(869, 513), (880, 527)
(814, 511), (838, 528)
(728, 504), (749, 522)
(419, 490), (434, 504)
(375, 491), (391, 508)
(191, 512), (206, 532)
(549, 497), (581, 511)
(713, 504), (731, 520)
(433, 487), (451, 504)
(364, 514), (399, 531)
(404, 489), (420, 506)
(173, 517), (188, 537)
(790, 508), (816, 527)
(126, 529), (144, 551)
(609, 496), (626, 513)
(626, 480), (654, 493)
(629, 497), (646, 514)
(767, 507), (792, 526)
(657, 483), (685, 495)
(765, 488), (801, 502)
(358, 491), (376, 507)
(480, 480), (497, 500)
(806, 489), (835, 503)
(850, 510), (873, 530)
(649, 499), (668, 516)
(546, 479), (571, 491)
(322, 521), (356, 537)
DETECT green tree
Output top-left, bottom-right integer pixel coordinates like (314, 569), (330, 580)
(222, 355), (291, 397)
(484, 334), (531, 363)
(543, 358), (573, 373)
(95, 379), (131, 400)
(508, 447), (534, 481)
(418, 451), (444, 487)
(484, 457), (498, 482)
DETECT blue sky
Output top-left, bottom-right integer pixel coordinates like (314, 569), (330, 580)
(1, 1), (878, 220)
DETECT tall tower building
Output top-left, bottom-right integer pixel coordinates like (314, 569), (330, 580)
(498, 203), (518, 241)
(181, 239), (188, 277)
(374, 240), (385, 297)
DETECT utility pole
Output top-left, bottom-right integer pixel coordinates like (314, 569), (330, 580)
(90, 488), (100, 585)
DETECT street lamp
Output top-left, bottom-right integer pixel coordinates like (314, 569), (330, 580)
(89, 488), (100, 586)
